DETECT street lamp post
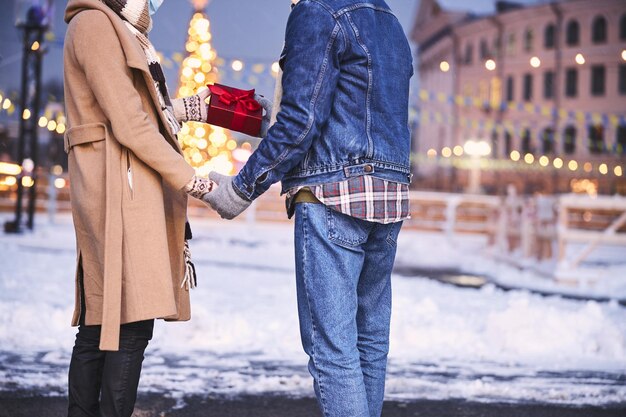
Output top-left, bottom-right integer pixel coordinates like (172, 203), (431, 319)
(4, 0), (50, 234)
(464, 139), (492, 194)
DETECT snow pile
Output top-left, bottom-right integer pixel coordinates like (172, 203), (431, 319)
(0, 214), (625, 405)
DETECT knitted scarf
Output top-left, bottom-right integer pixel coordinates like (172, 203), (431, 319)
(101, 0), (180, 136)
(101, 0), (197, 290)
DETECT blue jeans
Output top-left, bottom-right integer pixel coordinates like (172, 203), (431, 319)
(294, 203), (402, 417)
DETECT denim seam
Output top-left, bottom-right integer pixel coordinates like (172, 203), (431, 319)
(345, 13), (374, 159)
(334, 4), (394, 18)
(301, 204), (329, 417)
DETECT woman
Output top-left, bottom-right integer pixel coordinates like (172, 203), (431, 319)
(63, 0), (215, 415)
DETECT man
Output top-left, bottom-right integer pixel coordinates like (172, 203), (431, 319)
(205, 1), (413, 416)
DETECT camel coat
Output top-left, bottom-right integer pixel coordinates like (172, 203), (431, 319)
(63, 0), (196, 351)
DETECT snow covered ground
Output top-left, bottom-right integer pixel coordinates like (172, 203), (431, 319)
(0, 213), (625, 406)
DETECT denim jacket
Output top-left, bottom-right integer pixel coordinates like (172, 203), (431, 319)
(233, 0), (413, 201)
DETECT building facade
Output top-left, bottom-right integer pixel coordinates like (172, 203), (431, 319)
(412, 0), (626, 194)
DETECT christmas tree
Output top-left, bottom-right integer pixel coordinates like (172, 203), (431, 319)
(175, 0), (241, 176)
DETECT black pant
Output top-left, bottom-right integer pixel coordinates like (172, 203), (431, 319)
(67, 319), (154, 417)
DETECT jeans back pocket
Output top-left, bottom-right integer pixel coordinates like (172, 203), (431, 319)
(325, 206), (374, 249)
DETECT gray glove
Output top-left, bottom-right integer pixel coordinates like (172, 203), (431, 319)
(203, 171), (251, 219)
(254, 94), (273, 138)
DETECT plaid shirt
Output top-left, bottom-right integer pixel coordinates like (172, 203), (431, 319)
(287, 175), (410, 224)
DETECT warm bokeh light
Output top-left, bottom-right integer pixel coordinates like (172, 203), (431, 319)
(31, 41), (40, 51)
(615, 166), (624, 177)
(22, 109), (31, 120)
(599, 163), (608, 175)
(453, 145), (464, 156)
(510, 150), (521, 161)
(524, 153), (534, 164)
(621, 50), (626, 61)
(583, 162), (592, 173)
(530, 56), (541, 68)
(0, 162), (22, 176)
(539, 156), (549, 167)
(2, 98), (11, 110)
(427, 148), (437, 158)
(54, 178), (66, 189)
(38, 116), (47, 128)
(440, 61), (450, 72)
(553, 157), (563, 169)
(575, 53), (585, 65)
(485, 59), (496, 71)
(441, 147), (452, 158)
(22, 176), (34, 187)
(231, 60), (244, 72)
(47, 120), (57, 131)
(568, 160), (578, 171)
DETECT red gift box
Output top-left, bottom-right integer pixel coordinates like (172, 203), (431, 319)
(206, 84), (262, 137)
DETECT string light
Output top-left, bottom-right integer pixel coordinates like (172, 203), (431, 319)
(599, 163), (608, 175)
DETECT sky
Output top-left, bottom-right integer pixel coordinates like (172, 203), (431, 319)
(0, 0), (539, 99)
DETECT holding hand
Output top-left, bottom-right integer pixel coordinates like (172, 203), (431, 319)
(184, 175), (216, 200)
(202, 172), (251, 219)
(254, 94), (273, 138)
(172, 88), (211, 123)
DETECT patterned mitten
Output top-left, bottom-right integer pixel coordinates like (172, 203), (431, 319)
(172, 89), (211, 123)
(184, 175), (216, 200)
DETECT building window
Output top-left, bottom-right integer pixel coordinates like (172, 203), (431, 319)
(493, 35), (502, 58)
(524, 28), (534, 52)
(620, 64), (626, 95)
(544, 24), (556, 49)
(491, 130), (498, 158)
(506, 76), (514, 101)
(523, 73), (533, 101)
(565, 68), (577, 97)
(621, 14), (626, 41)
(521, 129), (533, 154)
(543, 71), (555, 99)
(542, 128), (555, 154)
(563, 126), (576, 154)
(566, 20), (580, 46)
(591, 65), (606, 96)
(464, 43), (473, 65)
(507, 33), (516, 55)
(588, 125), (605, 154)
(480, 39), (490, 59)
(592, 15), (607, 44)
(505, 131), (512, 155)
(617, 125), (626, 155)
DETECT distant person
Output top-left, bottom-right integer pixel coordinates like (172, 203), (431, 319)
(63, 0), (218, 415)
(203, 0), (413, 416)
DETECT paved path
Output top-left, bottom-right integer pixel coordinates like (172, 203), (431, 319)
(1, 394), (625, 417)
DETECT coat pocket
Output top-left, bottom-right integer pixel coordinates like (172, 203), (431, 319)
(124, 148), (135, 200)
(64, 123), (106, 153)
